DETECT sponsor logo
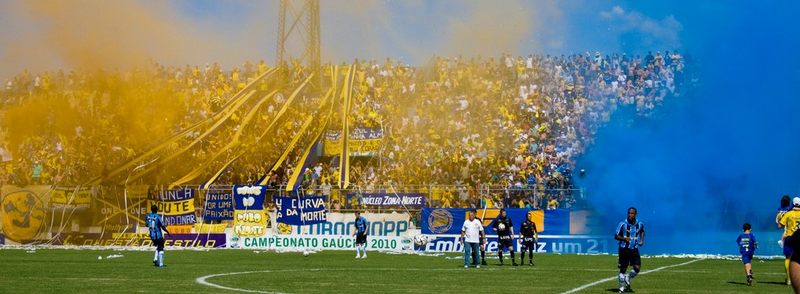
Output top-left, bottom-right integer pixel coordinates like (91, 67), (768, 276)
(427, 209), (453, 234)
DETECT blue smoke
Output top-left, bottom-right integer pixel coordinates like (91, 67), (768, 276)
(577, 3), (800, 254)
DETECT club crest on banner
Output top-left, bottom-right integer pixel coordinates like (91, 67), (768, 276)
(427, 209), (453, 234)
(1, 190), (46, 242)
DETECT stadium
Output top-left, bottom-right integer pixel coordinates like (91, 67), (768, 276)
(0, 1), (798, 293)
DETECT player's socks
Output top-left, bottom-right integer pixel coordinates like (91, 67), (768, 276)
(520, 251), (525, 264)
(158, 251), (164, 267)
(786, 259), (791, 284)
(498, 251), (503, 264)
(153, 250), (158, 262)
(628, 270), (638, 280)
(355, 245), (361, 258)
(480, 250), (487, 265)
(361, 245), (367, 258)
(618, 273), (626, 293)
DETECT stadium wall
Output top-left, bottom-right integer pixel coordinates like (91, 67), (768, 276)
(0, 185), (784, 255)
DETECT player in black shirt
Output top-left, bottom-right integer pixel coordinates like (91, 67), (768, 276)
(491, 209), (517, 266)
(519, 217), (538, 266)
(478, 214), (488, 265)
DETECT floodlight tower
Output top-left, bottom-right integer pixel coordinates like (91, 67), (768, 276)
(276, 0), (321, 84)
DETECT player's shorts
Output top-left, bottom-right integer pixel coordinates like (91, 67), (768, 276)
(741, 253), (753, 264)
(618, 247), (641, 269)
(498, 235), (513, 249)
(784, 236), (794, 258)
(356, 232), (367, 244)
(152, 238), (165, 251)
(521, 237), (536, 250)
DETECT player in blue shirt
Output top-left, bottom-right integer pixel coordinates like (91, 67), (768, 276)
(145, 205), (170, 267)
(353, 210), (368, 259)
(737, 223), (757, 286)
(615, 207), (645, 293)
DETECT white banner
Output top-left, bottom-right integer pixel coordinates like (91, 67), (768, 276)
(270, 212), (411, 237)
(233, 234), (413, 251)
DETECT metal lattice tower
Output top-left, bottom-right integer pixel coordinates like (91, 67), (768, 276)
(276, 0), (320, 81)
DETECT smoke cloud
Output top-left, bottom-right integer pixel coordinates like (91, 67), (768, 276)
(0, 0), (275, 79)
(576, 3), (800, 254)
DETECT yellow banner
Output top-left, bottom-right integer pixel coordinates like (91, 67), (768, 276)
(234, 210), (268, 237)
(324, 138), (380, 156)
(51, 188), (91, 205)
(323, 138), (342, 156)
(350, 139), (381, 154)
(195, 222), (228, 234)
(1, 186), (50, 243)
(147, 199), (195, 216)
(168, 225), (193, 234)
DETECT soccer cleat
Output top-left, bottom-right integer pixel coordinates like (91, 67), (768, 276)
(355, 255), (361, 259)
(464, 265), (469, 268)
(153, 260), (158, 267)
(481, 260), (488, 266)
(476, 265), (480, 269)
(513, 262), (519, 266)
(618, 287), (625, 293)
(529, 261), (534, 266)
(624, 285), (633, 293)
(362, 254), (367, 259)
(623, 279), (632, 292)
(746, 275), (753, 286)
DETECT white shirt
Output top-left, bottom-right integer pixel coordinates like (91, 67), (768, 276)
(462, 218), (483, 243)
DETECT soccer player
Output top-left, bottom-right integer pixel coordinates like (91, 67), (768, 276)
(778, 195), (792, 281)
(615, 207), (645, 293)
(460, 209), (484, 268)
(353, 210), (368, 259)
(779, 197), (800, 285)
(519, 217), (538, 266)
(737, 223), (757, 286)
(491, 208), (517, 266)
(787, 228), (800, 293)
(145, 205), (170, 267)
(478, 213), (488, 266)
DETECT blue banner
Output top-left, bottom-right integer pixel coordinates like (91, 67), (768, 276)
(346, 193), (426, 207)
(421, 208), (571, 235)
(233, 185), (266, 210)
(204, 189), (234, 221)
(275, 196), (328, 225)
(418, 235), (611, 254)
(544, 209), (570, 235)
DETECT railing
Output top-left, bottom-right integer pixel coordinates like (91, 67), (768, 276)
(94, 184), (585, 212)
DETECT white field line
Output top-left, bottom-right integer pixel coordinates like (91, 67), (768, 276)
(560, 258), (705, 294)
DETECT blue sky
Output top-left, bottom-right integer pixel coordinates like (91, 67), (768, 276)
(0, 1), (797, 75)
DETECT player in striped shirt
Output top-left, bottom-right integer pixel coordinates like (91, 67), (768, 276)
(145, 205), (170, 267)
(615, 207), (645, 293)
(353, 211), (368, 259)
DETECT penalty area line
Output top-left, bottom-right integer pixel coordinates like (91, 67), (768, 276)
(560, 258), (704, 294)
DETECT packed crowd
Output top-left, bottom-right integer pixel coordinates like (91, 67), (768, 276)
(321, 51), (686, 208)
(0, 51), (687, 209)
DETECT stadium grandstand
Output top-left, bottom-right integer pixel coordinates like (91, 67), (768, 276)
(0, 51), (687, 211)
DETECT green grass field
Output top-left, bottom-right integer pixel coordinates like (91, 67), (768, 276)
(0, 249), (792, 293)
